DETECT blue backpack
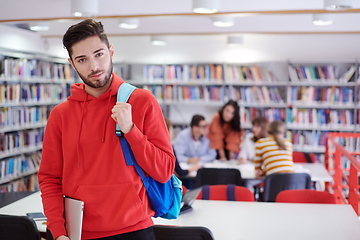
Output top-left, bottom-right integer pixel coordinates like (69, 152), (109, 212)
(116, 83), (182, 219)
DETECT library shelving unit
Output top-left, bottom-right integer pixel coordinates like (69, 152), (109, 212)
(114, 61), (359, 161)
(287, 61), (358, 162)
(0, 50), (74, 192)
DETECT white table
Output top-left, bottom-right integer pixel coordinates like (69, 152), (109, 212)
(181, 160), (333, 183)
(154, 200), (360, 240)
(2, 192), (360, 240)
(0, 191), (47, 232)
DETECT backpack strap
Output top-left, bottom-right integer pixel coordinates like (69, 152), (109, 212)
(201, 185), (210, 200)
(115, 83), (150, 188)
(115, 83), (137, 137)
(226, 184), (236, 201)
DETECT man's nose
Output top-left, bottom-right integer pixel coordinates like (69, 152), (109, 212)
(89, 58), (100, 72)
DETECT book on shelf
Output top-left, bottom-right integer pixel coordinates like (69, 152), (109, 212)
(225, 64), (278, 83)
(338, 65), (356, 83)
(288, 65), (337, 82)
(288, 86), (353, 105)
(287, 108), (354, 127)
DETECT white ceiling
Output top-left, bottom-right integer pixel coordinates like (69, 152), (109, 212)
(1, 0), (360, 63)
(2, 0), (360, 36)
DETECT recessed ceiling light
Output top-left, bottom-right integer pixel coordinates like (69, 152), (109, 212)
(227, 36), (243, 46)
(151, 36), (167, 46)
(313, 13), (335, 26)
(212, 16), (235, 27)
(324, 0), (353, 10)
(30, 22), (50, 31)
(119, 18), (139, 29)
(71, 0), (98, 17)
(193, 0), (220, 14)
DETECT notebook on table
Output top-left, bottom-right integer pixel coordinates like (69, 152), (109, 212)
(180, 187), (202, 214)
(64, 197), (84, 240)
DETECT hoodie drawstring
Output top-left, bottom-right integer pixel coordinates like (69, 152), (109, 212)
(102, 89), (113, 143)
(77, 93), (88, 168)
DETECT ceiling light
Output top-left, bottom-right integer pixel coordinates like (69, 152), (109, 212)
(193, 0), (220, 14)
(71, 0), (98, 17)
(212, 16), (234, 27)
(30, 22), (50, 31)
(324, 0), (353, 10)
(151, 36), (167, 46)
(118, 18), (139, 29)
(313, 13), (335, 26)
(227, 36), (243, 46)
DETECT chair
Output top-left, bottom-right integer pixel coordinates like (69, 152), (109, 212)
(292, 151), (316, 163)
(275, 189), (336, 204)
(0, 214), (41, 240)
(196, 184), (254, 202)
(195, 168), (243, 188)
(153, 225), (214, 240)
(263, 173), (312, 202)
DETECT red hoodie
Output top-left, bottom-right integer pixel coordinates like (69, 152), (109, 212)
(38, 74), (175, 239)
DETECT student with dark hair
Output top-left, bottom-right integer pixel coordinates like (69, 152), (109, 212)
(173, 115), (216, 164)
(207, 100), (242, 160)
(238, 116), (269, 164)
(164, 118), (200, 177)
(38, 19), (174, 240)
(254, 120), (294, 178)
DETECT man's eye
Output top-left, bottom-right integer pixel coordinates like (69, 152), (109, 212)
(78, 59), (85, 63)
(96, 52), (103, 57)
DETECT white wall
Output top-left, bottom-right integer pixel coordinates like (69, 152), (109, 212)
(109, 34), (360, 64)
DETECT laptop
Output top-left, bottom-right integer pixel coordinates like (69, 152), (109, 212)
(180, 187), (202, 214)
(64, 197), (84, 240)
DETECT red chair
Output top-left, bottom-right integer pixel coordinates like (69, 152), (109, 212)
(196, 184), (254, 202)
(292, 151), (316, 163)
(275, 189), (336, 204)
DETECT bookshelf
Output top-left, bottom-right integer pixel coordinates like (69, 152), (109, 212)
(114, 61), (359, 161)
(0, 51), (75, 192)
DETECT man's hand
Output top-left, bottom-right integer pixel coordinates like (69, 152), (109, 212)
(187, 157), (200, 164)
(111, 102), (134, 134)
(56, 236), (70, 240)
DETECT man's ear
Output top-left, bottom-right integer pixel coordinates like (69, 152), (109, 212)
(68, 58), (76, 70)
(109, 45), (114, 59)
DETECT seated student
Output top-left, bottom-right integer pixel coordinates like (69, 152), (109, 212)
(207, 100), (242, 161)
(254, 120), (294, 178)
(164, 118), (200, 177)
(238, 116), (269, 164)
(174, 115), (217, 164)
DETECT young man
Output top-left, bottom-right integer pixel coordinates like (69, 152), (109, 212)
(173, 115), (216, 164)
(38, 19), (175, 240)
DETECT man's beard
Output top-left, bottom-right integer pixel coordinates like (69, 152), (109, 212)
(77, 61), (113, 88)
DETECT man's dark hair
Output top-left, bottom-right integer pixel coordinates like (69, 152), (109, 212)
(63, 19), (110, 58)
(218, 100), (241, 132)
(190, 115), (205, 127)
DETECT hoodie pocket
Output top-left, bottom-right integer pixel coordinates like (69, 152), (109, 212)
(74, 183), (144, 232)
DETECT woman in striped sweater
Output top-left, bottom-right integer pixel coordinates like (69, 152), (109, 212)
(254, 120), (294, 179)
